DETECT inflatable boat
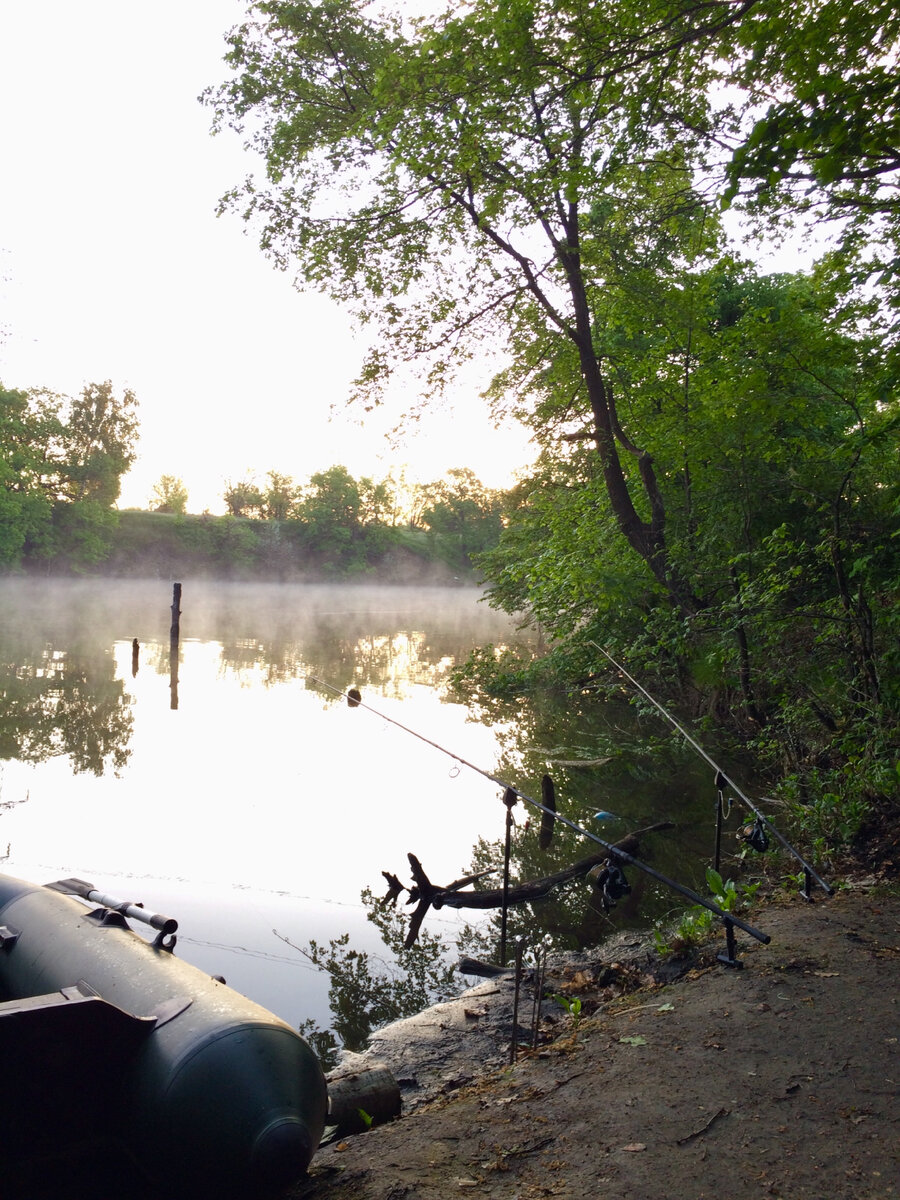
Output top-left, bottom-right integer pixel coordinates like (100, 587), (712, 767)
(0, 872), (326, 1198)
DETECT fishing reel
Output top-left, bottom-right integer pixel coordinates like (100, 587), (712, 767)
(738, 816), (769, 853)
(587, 858), (632, 912)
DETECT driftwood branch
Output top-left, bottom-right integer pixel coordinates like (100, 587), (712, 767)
(388, 824), (673, 947)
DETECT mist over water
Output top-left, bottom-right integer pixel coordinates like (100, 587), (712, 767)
(0, 578), (537, 1030)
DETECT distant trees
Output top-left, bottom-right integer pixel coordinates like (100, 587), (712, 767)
(0, 385), (54, 562)
(222, 474), (265, 518)
(59, 381), (139, 506)
(223, 471), (300, 520)
(0, 379), (138, 566)
(414, 468), (504, 571)
(214, 465), (505, 576)
(149, 475), (188, 514)
(262, 471), (297, 521)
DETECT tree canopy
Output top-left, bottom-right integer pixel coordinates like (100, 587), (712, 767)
(208, 0), (755, 605)
(150, 474), (189, 514)
(207, 0), (898, 843)
(0, 380), (139, 566)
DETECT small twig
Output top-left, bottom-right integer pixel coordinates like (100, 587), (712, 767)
(606, 1001), (674, 1017)
(675, 1107), (730, 1145)
(548, 1068), (592, 1091)
(497, 1135), (556, 1161)
(442, 868), (496, 893)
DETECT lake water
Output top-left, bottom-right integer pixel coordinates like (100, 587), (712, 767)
(0, 577), (746, 1036)
(0, 579), (547, 1031)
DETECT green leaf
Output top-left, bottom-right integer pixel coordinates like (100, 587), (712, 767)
(705, 867), (725, 896)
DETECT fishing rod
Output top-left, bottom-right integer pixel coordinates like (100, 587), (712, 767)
(308, 674), (771, 966)
(589, 642), (834, 899)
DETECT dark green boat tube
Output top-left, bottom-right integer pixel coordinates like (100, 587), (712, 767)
(0, 873), (327, 1198)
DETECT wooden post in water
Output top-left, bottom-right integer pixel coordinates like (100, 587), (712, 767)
(169, 583), (182, 710)
(170, 583), (182, 644)
(131, 638), (139, 678)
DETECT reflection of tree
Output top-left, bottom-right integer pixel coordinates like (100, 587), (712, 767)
(215, 603), (536, 697)
(283, 888), (463, 1056)
(0, 644), (133, 776)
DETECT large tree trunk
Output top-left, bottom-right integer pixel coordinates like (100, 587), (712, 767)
(560, 231), (699, 613)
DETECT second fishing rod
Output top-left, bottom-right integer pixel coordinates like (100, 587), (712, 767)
(589, 642), (834, 899)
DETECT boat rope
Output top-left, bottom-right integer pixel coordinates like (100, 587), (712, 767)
(306, 674), (770, 948)
(588, 642), (833, 897)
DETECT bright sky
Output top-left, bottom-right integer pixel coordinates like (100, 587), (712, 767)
(0, 1), (534, 514)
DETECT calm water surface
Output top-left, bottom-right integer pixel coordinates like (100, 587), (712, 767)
(0, 578), (747, 1033)
(0, 579), (543, 1029)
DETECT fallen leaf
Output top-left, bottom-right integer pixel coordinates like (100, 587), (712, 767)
(812, 971), (839, 977)
(619, 1035), (647, 1046)
(621, 1143), (647, 1152)
(657, 1002), (675, 1012)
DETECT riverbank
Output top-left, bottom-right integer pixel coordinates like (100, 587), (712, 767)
(292, 881), (900, 1200)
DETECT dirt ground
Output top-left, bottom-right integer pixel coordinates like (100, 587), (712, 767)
(290, 882), (900, 1200)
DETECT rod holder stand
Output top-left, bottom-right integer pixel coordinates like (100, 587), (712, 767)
(717, 917), (743, 969)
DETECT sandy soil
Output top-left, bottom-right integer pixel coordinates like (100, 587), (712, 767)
(290, 883), (900, 1200)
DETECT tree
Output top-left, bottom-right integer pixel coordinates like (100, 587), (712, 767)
(414, 468), (504, 569)
(57, 380), (139, 506)
(722, 2), (900, 377)
(0, 380), (138, 566)
(222, 474), (265, 518)
(208, 1), (898, 837)
(149, 474), (189, 514)
(476, 261), (899, 841)
(0, 385), (55, 562)
(725, 2), (900, 222)
(207, 0), (755, 609)
(261, 470), (297, 520)
(358, 475), (397, 526)
(297, 464), (364, 570)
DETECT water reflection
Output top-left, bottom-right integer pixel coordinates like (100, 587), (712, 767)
(0, 579), (536, 1031)
(0, 637), (133, 776)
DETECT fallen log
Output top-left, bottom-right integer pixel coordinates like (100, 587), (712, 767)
(326, 1063), (401, 1135)
(458, 956), (514, 978)
(389, 823), (674, 947)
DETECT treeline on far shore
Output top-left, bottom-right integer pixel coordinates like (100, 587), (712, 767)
(11, 504), (500, 583)
(0, 376), (504, 581)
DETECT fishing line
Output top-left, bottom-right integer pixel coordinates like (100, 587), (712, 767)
(308, 673), (511, 790)
(306, 673), (771, 946)
(589, 641), (833, 896)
